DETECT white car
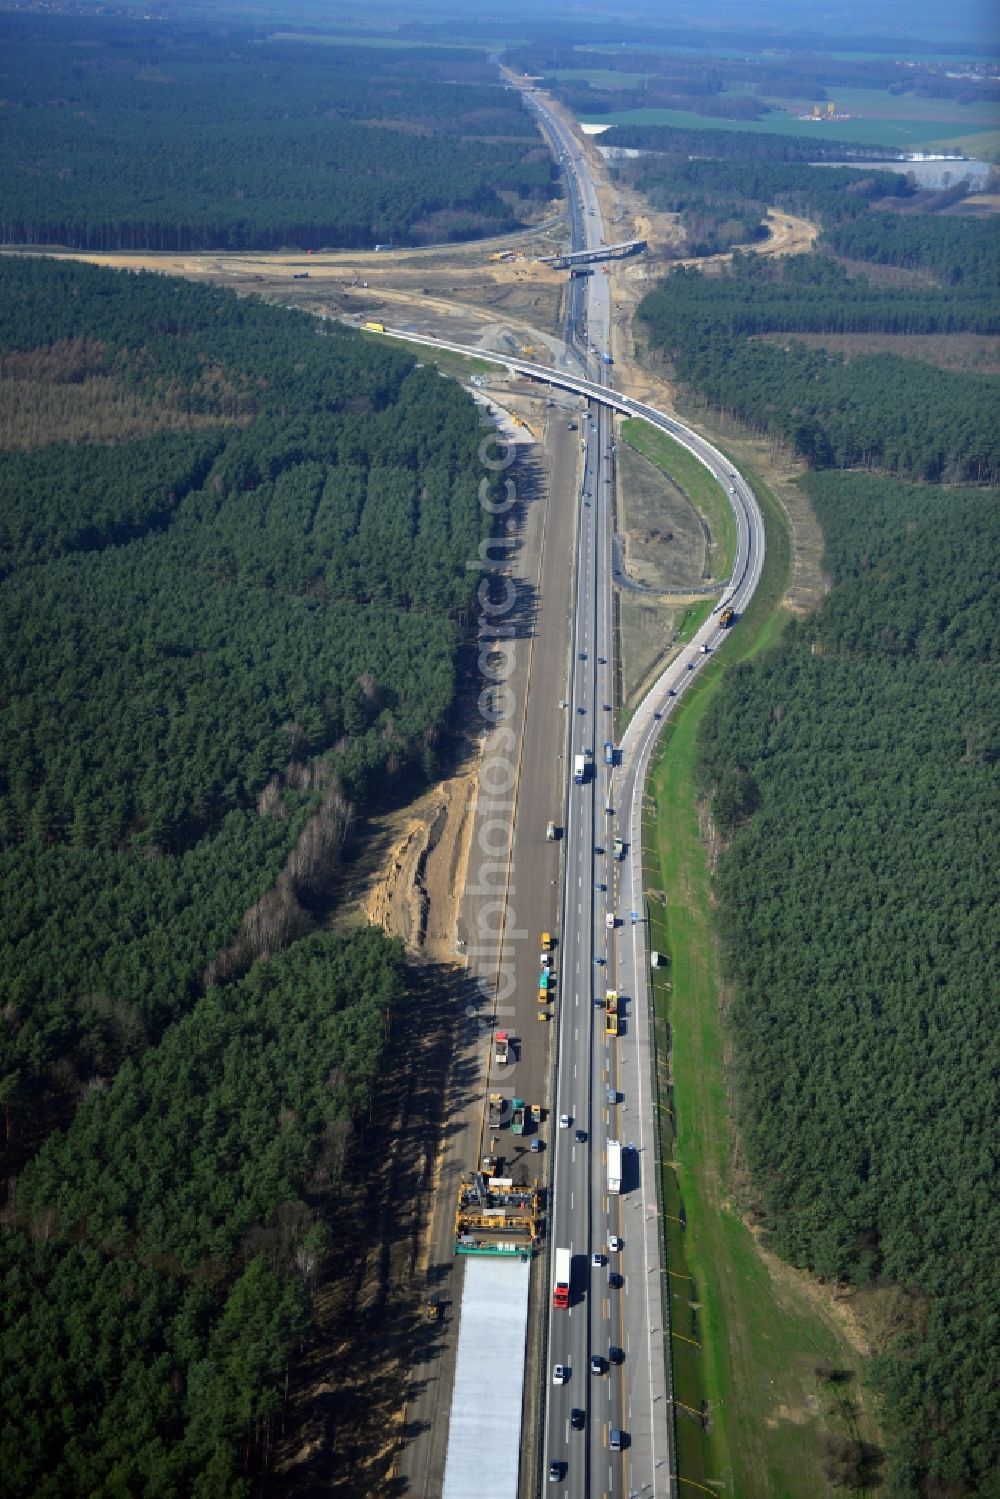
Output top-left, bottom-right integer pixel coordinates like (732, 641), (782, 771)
(608, 1234), (623, 1252)
(553, 1363), (568, 1385)
(559, 1114), (571, 1129)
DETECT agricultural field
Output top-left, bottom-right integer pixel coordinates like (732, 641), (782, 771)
(580, 104), (999, 152)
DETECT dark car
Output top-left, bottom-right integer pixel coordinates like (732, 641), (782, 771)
(571, 1408), (585, 1431)
(609, 1345), (625, 1365)
(590, 1354), (606, 1375)
(548, 1459), (564, 1482)
(608, 1271), (623, 1289)
(575, 1128), (587, 1143)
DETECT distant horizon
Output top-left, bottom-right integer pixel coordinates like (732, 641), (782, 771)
(98, 0), (1000, 52)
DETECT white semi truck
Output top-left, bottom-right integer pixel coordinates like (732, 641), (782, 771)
(607, 1140), (622, 1194)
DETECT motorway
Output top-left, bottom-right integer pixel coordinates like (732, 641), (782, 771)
(529, 85), (763, 1499)
(387, 80), (765, 1499)
(533, 90), (672, 1499)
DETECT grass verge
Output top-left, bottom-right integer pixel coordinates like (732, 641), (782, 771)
(622, 417), (737, 581)
(367, 331), (498, 379)
(643, 469), (878, 1495)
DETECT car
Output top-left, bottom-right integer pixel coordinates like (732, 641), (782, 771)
(594, 845), (604, 856)
(548, 1460), (564, 1482)
(604, 703), (612, 712)
(592, 1251), (604, 1267)
(606, 1087), (617, 1106)
(609, 1345), (625, 1365)
(559, 1114), (571, 1129)
(595, 881), (605, 892)
(570, 1408), (585, 1431)
(578, 706), (586, 715)
(597, 656), (606, 665)
(608, 1234), (623, 1252)
(579, 650), (587, 660)
(608, 1271), (623, 1289)
(590, 1355), (606, 1375)
(584, 747), (593, 761)
(609, 1428), (627, 1452)
(668, 687), (676, 696)
(530, 1138), (542, 1152)
(687, 661), (694, 670)
(537, 1010), (549, 1022)
(652, 710), (661, 720)
(575, 1128), (587, 1143)
(553, 1363), (568, 1385)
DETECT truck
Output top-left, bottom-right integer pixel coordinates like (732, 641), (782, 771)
(574, 754), (587, 784)
(552, 1247), (572, 1309)
(488, 1093), (504, 1131)
(606, 1009), (619, 1037)
(605, 990), (618, 1014)
(538, 969), (550, 996)
(613, 837), (625, 860)
(719, 607), (736, 628)
(605, 912), (615, 930)
(604, 741), (615, 766)
(364, 321), (386, 333)
(541, 931), (552, 952)
(546, 820), (558, 841)
(607, 1140), (622, 1194)
(511, 1098), (526, 1135)
(495, 1031), (509, 1067)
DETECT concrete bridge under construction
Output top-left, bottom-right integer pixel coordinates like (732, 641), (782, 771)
(537, 237), (647, 269)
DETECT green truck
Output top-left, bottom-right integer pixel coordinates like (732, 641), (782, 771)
(511, 1098), (526, 1135)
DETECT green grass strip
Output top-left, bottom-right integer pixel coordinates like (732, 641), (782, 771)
(368, 331), (499, 379)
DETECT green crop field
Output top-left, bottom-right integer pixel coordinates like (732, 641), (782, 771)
(547, 68), (650, 90)
(582, 103), (999, 151)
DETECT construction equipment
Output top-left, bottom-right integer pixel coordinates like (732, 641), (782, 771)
(364, 321), (386, 333)
(531, 1104), (542, 1125)
(489, 1093), (505, 1130)
(605, 990), (618, 1013)
(512, 1099), (526, 1135)
(454, 1173), (541, 1256)
(425, 1297), (442, 1321)
(719, 607), (736, 627)
(606, 1009), (619, 1037)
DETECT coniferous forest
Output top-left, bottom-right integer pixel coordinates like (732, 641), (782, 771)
(628, 124), (1000, 1488)
(0, 255), (492, 1491)
(0, 15), (554, 251)
(699, 478), (998, 1494)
